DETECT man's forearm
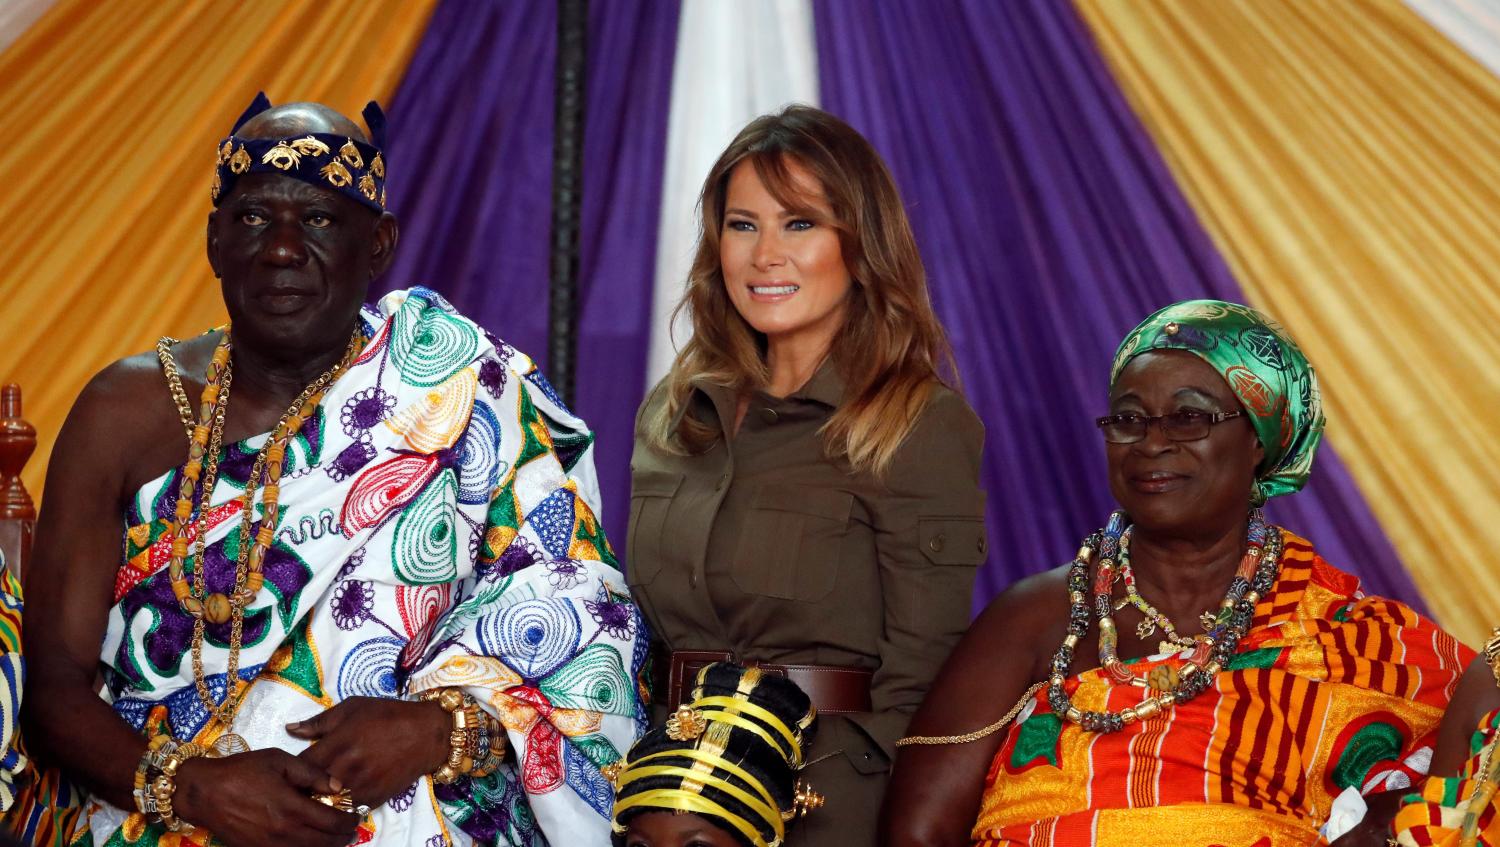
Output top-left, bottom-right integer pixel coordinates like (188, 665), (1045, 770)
(23, 675), (147, 810)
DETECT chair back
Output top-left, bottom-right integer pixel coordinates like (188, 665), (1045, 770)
(0, 385), (36, 582)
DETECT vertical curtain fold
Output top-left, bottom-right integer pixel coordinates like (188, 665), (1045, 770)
(1074, 0), (1500, 645)
(0, 0), (439, 500)
(377, 0), (679, 546)
(645, 0), (821, 386)
(813, 0), (1420, 613)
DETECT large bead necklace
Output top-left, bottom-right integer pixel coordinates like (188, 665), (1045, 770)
(163, 327), (364, 724)
(1046, 510), (1282, 733)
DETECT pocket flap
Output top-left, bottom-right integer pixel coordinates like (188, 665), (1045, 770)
(750, 483), (852, 523)
(631, 468), (684, 498)
(917, 517), (987, 566)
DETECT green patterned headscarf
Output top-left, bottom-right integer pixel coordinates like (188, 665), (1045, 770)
(1109, 300), (1324, 503)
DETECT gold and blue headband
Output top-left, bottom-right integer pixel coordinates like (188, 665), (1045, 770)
(210, 92), (389, 213)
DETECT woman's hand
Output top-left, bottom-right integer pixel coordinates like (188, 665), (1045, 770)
(289, 696), (452, 809)
(173, 748), (358, 847)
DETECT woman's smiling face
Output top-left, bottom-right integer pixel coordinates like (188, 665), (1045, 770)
(1106, 350), (1264, 535)
(719, 157), (853, 354)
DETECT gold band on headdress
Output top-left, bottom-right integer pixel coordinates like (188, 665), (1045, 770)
(694, 695), (805, 766)
(624, 748), (779, 812)
(618, 763), (785, 842)
(613, 664), (819, 843)
(613, 791), (776, 847)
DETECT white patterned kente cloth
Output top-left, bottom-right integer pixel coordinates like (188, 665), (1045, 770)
(85, 288), (647, 846)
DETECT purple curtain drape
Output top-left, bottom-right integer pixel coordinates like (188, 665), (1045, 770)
(379, 0), (678, 547)
(813, 0), (1424, 611)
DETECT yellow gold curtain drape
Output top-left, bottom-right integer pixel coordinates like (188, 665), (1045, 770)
(1073, 0), (1500, 645)
(0, 0), (437, 501)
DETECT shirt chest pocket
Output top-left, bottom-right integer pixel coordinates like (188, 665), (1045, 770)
(626, 469), (683, 586)
(731, 483), (854, 602)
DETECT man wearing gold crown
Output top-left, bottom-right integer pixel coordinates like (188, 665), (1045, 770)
(19, 95), (645, 847)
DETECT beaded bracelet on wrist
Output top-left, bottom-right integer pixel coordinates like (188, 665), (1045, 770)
(1045, 510), (1282, 734)
(420, 687), (507, 784)
(133, 739), (206, 830)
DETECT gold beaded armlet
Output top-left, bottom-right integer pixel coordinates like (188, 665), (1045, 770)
(896, 682), (1046, 747)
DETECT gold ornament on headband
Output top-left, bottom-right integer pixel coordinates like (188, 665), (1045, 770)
(289, 135), (331, 157)
(601, 759), (625, 788)
(370, 152), (386, 179)
(666, 705), (708, 741)
(788, 780), (824, 820)
(230, 146), (251, 174)
(218, 139), (233, 164)
(359, 173), (377, 202)
(321, 161), (353, 188)
(340, 139), (364, 168)
(211, 169), (223, 201)
(262, 142), (301, 171)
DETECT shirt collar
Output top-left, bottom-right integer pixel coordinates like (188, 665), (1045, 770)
(687, 359), (846, 426)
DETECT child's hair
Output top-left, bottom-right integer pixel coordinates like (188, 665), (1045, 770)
(611, 663), (820, 847)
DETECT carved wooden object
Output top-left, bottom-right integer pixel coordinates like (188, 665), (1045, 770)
(0, 384), (36, 579)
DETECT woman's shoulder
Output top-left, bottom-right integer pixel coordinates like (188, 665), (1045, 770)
(940, 564), (1072, 690)
(884, 381), (984, 482)
(918, 382), (982, 429)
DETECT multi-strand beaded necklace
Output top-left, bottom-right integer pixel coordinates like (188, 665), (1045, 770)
(159, 327), (364, 725)
(1046, 510), (1282, 733)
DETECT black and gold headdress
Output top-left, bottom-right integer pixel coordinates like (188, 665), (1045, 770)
(609, 663), (822, 847)
(211, 92), (389, 212)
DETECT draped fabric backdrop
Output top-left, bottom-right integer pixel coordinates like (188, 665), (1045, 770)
(0, 0), (438, 503)
(813, 0), (1420, 611)
(646, 0), (821, 385)
(2, 0), (1498, 644)
(1075, 0), (1500, 644)
(375, 0), (679, 545)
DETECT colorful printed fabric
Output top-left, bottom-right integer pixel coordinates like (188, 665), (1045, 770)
(1393, 708), (1500, 846)
(79, 288), (647, 846)
(0, 562), (25, 810)
(1109, 300), (1324, 503)
(971, 531), (1472, 847)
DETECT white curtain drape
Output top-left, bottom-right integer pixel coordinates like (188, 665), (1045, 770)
(1402, 0), (1500, 78)
(0, 0), (57, 52)
(645, 0), (821, 387)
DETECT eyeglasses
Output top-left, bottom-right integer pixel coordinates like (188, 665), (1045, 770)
(1095, 409), (1243, 444)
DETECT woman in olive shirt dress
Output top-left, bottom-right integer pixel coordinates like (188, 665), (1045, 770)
(627, 105), (987, 844)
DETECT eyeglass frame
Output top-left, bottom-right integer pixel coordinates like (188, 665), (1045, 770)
(1094, 409), (1244, 444)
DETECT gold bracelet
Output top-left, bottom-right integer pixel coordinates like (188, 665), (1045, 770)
(149, 742), (205, 831)
(420, 688), (485, 784)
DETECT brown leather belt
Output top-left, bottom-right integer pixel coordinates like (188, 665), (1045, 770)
(662, 649), (873, 715)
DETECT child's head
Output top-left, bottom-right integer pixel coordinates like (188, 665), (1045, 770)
(610, 663), (821, 847)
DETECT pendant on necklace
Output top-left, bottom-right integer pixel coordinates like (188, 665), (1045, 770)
(1136, 619), (1157, 639)
(1158, 640), (1179, 655)
(1199, 611), (1217, 630)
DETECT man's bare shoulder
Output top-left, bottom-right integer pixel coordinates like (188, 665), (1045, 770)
(57, 349), (184, 489)
(75, 350), (171, 417)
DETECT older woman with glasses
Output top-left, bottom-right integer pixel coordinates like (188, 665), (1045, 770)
(881, 300), (1474, 847)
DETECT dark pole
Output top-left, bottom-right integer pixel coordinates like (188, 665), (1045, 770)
(549, 0), (587, 405)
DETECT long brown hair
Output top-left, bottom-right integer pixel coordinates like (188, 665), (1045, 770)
(648, 105), (957, 476)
